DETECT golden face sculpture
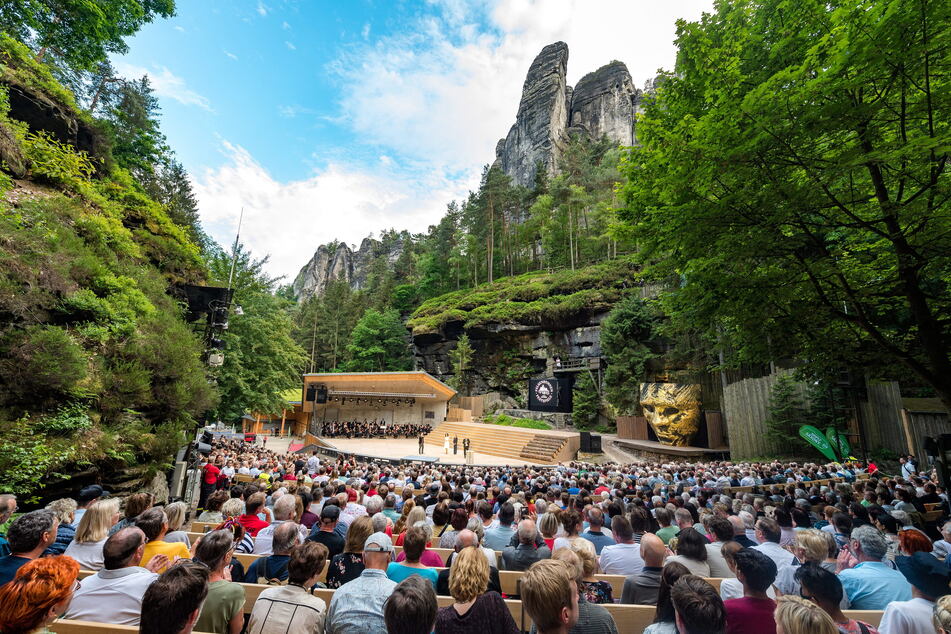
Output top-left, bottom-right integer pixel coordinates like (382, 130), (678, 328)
(639, 383), (702, 447)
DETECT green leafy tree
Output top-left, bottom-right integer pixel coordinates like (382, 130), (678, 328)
(293, 280), (364, 372)
(600, 296), (657, 415)
(345, 308), (412, 372)
(0, 0), (175, 72)
(619, 0), (951, 411)
(572, 371), (601, 430)
(764, 373), (809, 454)
(448, 333), (473, 395)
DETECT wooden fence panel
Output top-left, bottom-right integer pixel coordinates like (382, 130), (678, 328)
(722, 370), (809, 460)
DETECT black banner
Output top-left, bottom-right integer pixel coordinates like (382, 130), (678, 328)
(528, 377), (573, 413)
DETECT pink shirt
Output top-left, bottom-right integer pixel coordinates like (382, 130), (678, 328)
(395, 549), (444, 567)
(725, 597), (776, 634)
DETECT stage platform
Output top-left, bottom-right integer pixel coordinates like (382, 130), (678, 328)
(323, 436), (537, 466)
(612, 438), (729, 461)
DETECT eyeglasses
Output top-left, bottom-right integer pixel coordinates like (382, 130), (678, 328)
(71, 579), (82, 593)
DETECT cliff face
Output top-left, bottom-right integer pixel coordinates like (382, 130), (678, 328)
(496, 43), (641, 187)
(291, 236), (404, 302)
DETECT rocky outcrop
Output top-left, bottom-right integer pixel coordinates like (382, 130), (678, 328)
(496, 43), (640, 188)
(496, 42), (570, 188)
(291, 235), (405, 302)
(569, 61), (638, 146)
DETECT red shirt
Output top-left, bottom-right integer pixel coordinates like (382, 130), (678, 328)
(203, 464), (221, 485)
(725, 597), (776, 634)
(237, 513), (270, 537)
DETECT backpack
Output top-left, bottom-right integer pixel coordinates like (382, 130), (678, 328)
(256, 557), (287, 586)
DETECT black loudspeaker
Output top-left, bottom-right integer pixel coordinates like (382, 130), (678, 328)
(580, 431), (591, 452)
(316, 386), (328, 404)
(201, 430), (213, 445)
(590, 434), (602, 453)
(306, 385), (317, 402)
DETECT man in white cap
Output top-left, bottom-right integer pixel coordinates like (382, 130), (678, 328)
(324, 532), (397, 634)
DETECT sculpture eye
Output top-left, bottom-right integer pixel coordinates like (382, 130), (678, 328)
(662, 407), (679, 417)
(643, 404), (655, 412)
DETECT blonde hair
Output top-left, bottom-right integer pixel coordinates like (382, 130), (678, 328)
(164, 502), (187, 532)
(221, 498), (244, 518)
(794, 529), (830, 563)
(538, 512), (560, 539)
(46, 498), (77, 524)
(551, 547), (584, 593)
(774, 595), (837, 634)
(571, 542), (599, 577)
(521, 559), (575, 633)
(449, 546), (488, 602)
(75, 498), (120, 543)
(934, 595), (951, 633)
(344, 516), (374, 554)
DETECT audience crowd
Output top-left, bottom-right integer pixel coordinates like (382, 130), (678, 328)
(0, 437), (950, 634)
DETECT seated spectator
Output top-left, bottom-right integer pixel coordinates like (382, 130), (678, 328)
(63, 498), (119, 571)
(71, 485), (106, 528)
(774, 508), (796, 547)
(550, 547), (619, 633)
(729, 515), (757, 548)
(244, 522), (300, 584)
(464, 517), (499, 568)
(723, 548), (778, 634)
(64, 527), (163, 625)
(773, 595), (837, 634)
(0, 510), (59, 586)
(520, 559), (581, 634)
(395, 506), (427, 546)
(932, 522), (951, 560)
(665, 527), (711, 576)
(247, 542), (330, 633)
(644, 561), (691, 634)
(574, 545), (613, 604)
(439, 508), (469, 548)
(0, 555), (79, 633)
(238, 492), (271, 538)
(109, 492), (154, 536)
(774, 529), (838, 600)
(580, 508), (616, 555)
(164, 501), (191, 547)
(483, 503), (517, 551)
(137, 507), (190, 572)
(599, 516), (644, 576)
(253, 494), (307, 555)
(898, 529), (934, 556)
(299, 490), (319, 529)
(705, 517), (736, 578)
(934, 594), (951, 634)
(385, 575), (438, 634)
(388, 525), (439, 588)
(307, 504), (345, 558)
(140, 560), (209, 634)
(838, 525), (912, 609)
(655, 508), (680, 545)
(397, 522), (445, 567)
(325, 532), (398, 633)
(43, 498), (76, 555)
(0, 494), (17, 556)
(753, 518), (795, 570)
(501, 519), (551, 571)
(719, 541), (776, 602)
(194, 529), (246, 634)
(794, 562), (879, 634)
(554, 509), (596, 556)
(671, 574), (727, 634)
(622, 532), (666, 605)
(879, 551), (951, 634)
(434, 545), (519, 633)
(326, 515), (372, 588)
(219, 498), (253, 552)
(198, 490), (229, 524)
(437, 530), (503, 596)
(538, 512), (560, 551)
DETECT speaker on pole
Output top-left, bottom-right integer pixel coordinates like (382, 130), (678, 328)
(316, 385), (328, 404)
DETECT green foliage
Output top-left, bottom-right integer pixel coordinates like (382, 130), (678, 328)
(292, 280), (365, 372)
(34, 402), (93, 435)
(764, 374), (810, 455)
(0, 34), (78, 108)
(572, 371), (602, 430)
(484, 413), (552, 430)
(0, 417), (77, 500)
(447, 333), (473, 395)
(345, 308), (412, 372)
(618, 0), (951, 411)
(0, 324), (89, 405)
(600, 296), (657, 415)
(21, 130), (95, 186)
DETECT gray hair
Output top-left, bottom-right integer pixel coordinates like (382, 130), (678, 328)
(272, 521), (301, 554)
(8, 510), (56, 553)
(851, 524), (888, 560)
(465, 517), (484, 542)
(365, 495), (384, 515)
(221, 498), (244, 518)
(534, 499), (548, 516)
(46, 498), (77, 524)
(517, 520), (537, 544)
(273, 494), (298, 521)
(739, 510), (755, 529)
(165, 501), (187, 532)
(372, 513), (388, 533)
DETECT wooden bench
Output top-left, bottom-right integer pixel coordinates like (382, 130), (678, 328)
(50, 620), (213, 634)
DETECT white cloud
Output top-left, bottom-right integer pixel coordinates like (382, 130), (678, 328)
(278, 104), (316, 118)
(361, 23), (371, 39)
(257, 1), (268, 16)
(173, 25), (185, 33)
(282, 21), (291, 30)
(332, 0), (713, 171)
(193, 142), (472, 280)
(224, 50), (239, 61)
(114, 62), (214, 112)
(285, 41), (296, 50)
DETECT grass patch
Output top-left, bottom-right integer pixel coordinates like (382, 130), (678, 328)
(484, 413), (552, 430)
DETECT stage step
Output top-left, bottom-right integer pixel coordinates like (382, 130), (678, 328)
(425, 423), (573, 464)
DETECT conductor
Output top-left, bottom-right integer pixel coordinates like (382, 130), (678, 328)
(418, 433), (425, 454)
(453, 435), (459, 455)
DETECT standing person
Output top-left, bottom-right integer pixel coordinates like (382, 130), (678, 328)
(453, 436), (459, 455)
(0, 555), (79, 633)
(200, 456), (221, 511)
(324, 532), (398, 634)
(140, 561), (210, 634)
(520, 559), (581, 634)
(419, 433), (426, 454)
(193, 530), (245, 634)
(878, 551), (951, 634)
(0, 510), (59, 586)
(463, 438), (470, 457)
(723, 548), (778, 634)
(444, 433), (450, 455)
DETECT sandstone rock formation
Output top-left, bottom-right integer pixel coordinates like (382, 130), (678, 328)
(291, 235), (405, 302)
(496, 42), (641, 188)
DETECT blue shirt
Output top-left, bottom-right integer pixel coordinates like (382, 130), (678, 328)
(0, 555), (31, 586)
(244, 554), (290, 584)
(386, 562), (438, 588)
(325, 568), (397, 634)
(483, 524), (516, 551)
(580, 530), (616, 555)
(838, 561), (912, 609)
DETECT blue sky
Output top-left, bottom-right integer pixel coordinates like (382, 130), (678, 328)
(114, 0), (713, 280)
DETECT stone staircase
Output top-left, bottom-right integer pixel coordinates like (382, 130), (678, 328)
(424, 422), (573, 464)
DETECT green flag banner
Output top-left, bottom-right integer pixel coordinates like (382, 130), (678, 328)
(825, 427), (851, 459)
(799, 425), (839, 461)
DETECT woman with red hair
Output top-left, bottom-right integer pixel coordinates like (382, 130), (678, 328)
(0, 555), (79, 633)
(898, 529), (934, 556)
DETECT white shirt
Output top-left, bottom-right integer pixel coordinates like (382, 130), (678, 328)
(71, 508), (87, 528)
(64, 566), (158, 625)
(247, 583), (327, 634)
(879, 597), (935, 634)
(719, 577), (777, 601)
(598, 542), (644, 577)
(252, 520), (307, 555)
(63, 539), (107, 571)
(753, 541), (795, 570)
